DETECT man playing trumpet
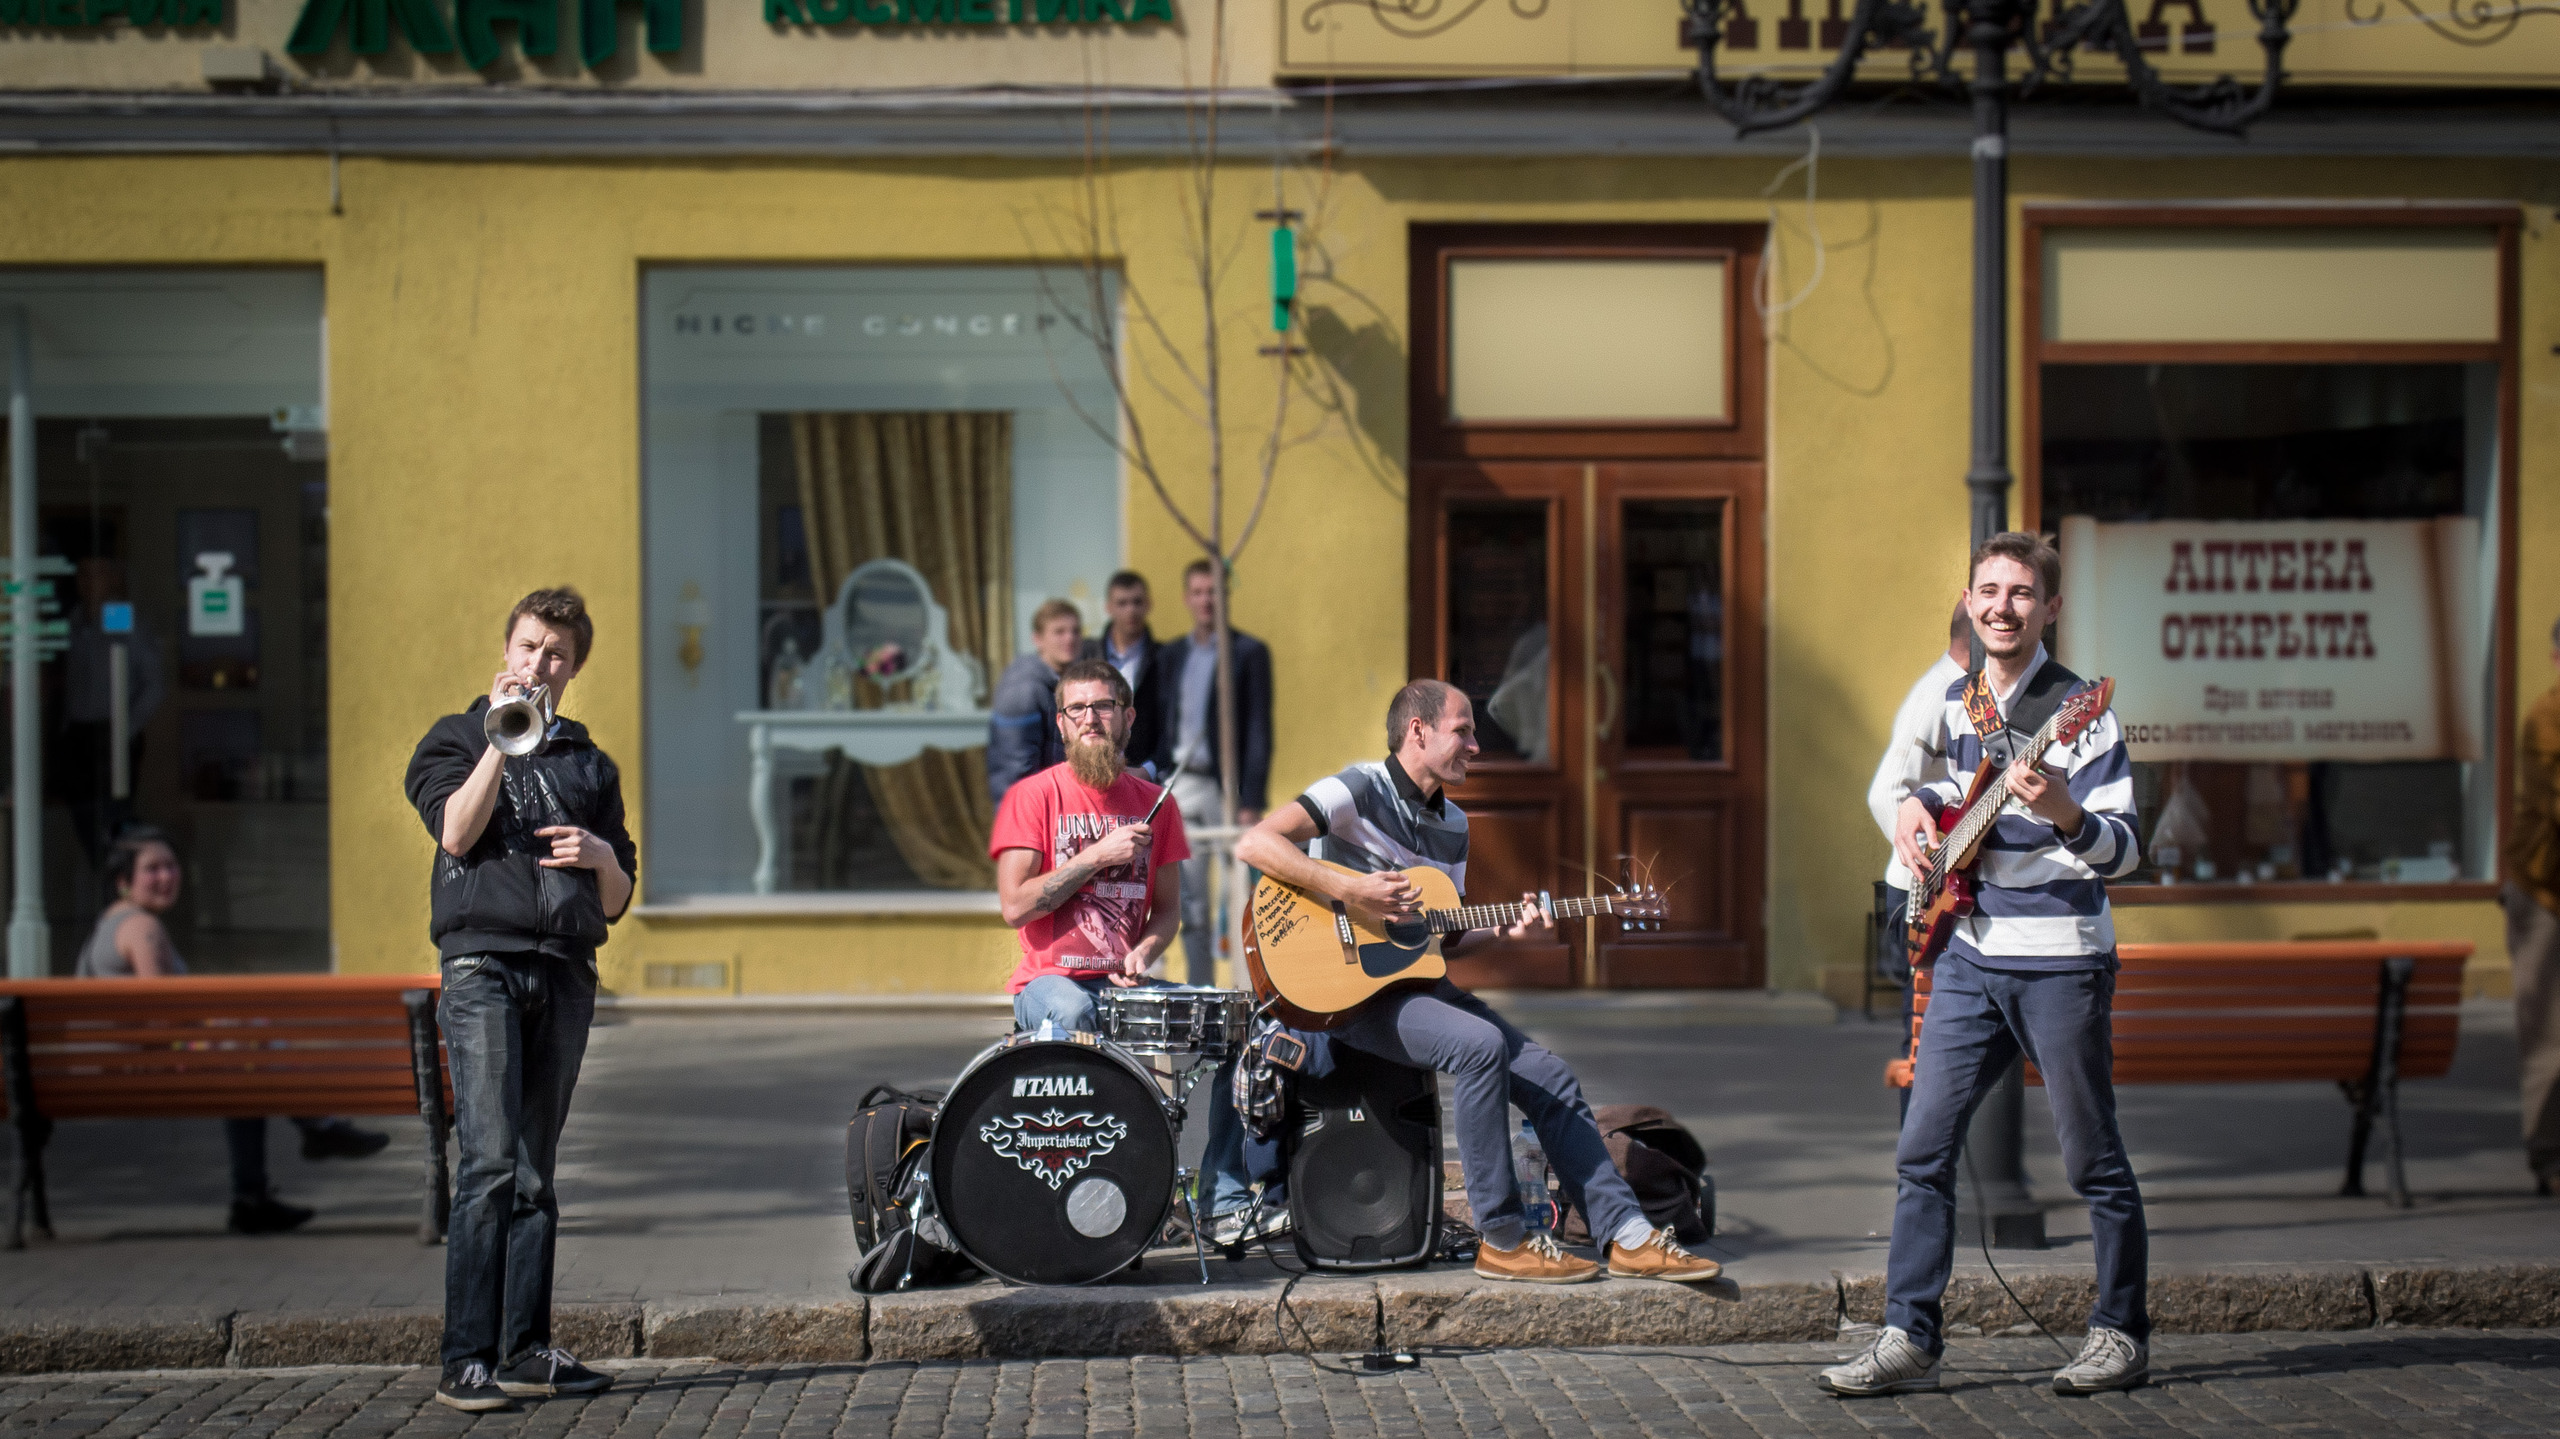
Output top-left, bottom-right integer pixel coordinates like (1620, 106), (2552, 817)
(403, 588), (635, 1412)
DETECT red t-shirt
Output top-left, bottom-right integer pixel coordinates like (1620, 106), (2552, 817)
(988, 763), (1191, 993)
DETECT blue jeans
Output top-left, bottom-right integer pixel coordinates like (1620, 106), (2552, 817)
(1886, 954), (2148, 1353)
(1333, 980), (1647, 1251)
(1012, 974), (1257, 1218)
(438, 951), (596, 1370)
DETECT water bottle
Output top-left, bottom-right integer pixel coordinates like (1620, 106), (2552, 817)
(1513, 1120), (1551, 1234)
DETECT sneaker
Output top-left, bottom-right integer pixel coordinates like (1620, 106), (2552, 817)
(495, 1346), (612, 1397)
(226, 1195), (315, 1235)
(300, 1121), (391, 1161)
(435, 1361), (512, 1412)
(1816, 1325), (1941, 1396)
(2050, 1326), (2148, 1394)
(1208, 1206), (1293, 1249)
(1606, 1227), (1723, 1283)
(1473, 1232), (1602, 1285)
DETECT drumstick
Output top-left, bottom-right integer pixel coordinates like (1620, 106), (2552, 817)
(1142, 759), (1184, 825)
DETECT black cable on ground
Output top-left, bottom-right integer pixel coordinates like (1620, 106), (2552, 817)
(1964, 1144), (2076, 1364)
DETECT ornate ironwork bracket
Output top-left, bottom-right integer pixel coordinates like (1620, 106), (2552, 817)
(1679, 0), (2299, 138)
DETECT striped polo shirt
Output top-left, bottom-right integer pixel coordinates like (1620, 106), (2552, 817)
(1910, 645), (2141, 971)
(1294, 756), (1470, 894)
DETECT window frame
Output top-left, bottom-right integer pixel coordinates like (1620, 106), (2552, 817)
(2021, 203), (2521, 906)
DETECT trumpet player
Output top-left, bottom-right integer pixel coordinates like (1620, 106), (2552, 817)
(402, 587), (635, 1413)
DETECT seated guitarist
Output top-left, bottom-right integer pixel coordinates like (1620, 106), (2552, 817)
(1820, 532), (2148, 1400)
(1234, 680), (1720, 1285)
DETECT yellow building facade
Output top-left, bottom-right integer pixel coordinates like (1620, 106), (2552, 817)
(0, 0), (2547, 998)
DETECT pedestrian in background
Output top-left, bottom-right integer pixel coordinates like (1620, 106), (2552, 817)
(1100, 571), (1166, 770)
(75, 827), (387, 1236)
(405, 588), (634, 1412)
(2502, 614), (2560, 1197)
(1151, 558), (1272, 985)
(987, 598), (1094, 803)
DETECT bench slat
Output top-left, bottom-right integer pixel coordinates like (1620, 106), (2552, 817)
(0, 974), (443, 1123)
(1907, 943), (2470, 1087)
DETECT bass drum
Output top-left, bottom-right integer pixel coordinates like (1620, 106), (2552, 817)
(929, 1035), (1177, 1286)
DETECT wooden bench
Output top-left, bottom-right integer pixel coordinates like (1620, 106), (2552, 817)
(0, 975), (452, 1248)
(1898, 940), (2473, 1209)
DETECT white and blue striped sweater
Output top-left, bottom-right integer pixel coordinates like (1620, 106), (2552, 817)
(1912, 645), (2141, 970)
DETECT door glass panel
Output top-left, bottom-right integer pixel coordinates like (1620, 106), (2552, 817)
(1446, 501), (1549, 763)
(1621, 499), (1725, 761)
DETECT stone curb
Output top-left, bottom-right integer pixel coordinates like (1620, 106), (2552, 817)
(3, 1261), (2553, 1373)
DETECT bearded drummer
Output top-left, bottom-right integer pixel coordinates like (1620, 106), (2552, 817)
(989, 658), (1271, 1245)
(994, 656), (1189, 1017)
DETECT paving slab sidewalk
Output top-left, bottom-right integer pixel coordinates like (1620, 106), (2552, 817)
(1, 998), (2549, 1370)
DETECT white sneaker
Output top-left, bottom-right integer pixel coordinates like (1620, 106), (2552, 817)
(1816, 1325), (1941, 1396)
(2051, 1326), (2148, 1394)
(1208, 1205), (1293, 1249)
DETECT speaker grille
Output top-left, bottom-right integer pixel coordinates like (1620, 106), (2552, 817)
(1287, 1049), (1441, 1271)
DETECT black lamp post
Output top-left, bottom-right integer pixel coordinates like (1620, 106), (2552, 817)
(1680, 0), (2298, 1246)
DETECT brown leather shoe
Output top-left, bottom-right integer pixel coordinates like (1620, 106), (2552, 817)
(1474, 1232), (1602, 1285)
(1607, 1227), (1723, 1283)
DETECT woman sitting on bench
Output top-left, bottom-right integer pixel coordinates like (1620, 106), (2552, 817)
(75, 828), (390, 1235)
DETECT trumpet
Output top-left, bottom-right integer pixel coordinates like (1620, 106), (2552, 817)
(485, 681), (552, 758)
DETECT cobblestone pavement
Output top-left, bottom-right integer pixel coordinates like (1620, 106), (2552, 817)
(4, 1332), (2556, 1438)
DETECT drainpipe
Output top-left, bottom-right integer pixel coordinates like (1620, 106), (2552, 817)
(6, 308), (44, 979)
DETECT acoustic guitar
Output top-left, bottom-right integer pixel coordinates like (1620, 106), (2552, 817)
(1903, 676), (2115, 970)
(1243, 860), (1666, 1029)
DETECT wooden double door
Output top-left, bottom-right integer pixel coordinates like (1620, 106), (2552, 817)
(1411, 461), (1766, 988)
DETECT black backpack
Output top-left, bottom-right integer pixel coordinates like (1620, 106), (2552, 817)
(845, 1085), (977, 1292)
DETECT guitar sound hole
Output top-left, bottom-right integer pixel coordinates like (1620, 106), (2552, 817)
(1382, 919), (1429, 948)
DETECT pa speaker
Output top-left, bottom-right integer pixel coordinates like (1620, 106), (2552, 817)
(1285, 1046), (1441, 1271)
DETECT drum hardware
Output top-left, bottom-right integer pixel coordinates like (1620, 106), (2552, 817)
(925, 990), (1262, 1289)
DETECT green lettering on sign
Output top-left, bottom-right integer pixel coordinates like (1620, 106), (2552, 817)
(286, 0), (455, 57)
(581, 0), (682, 64)
(459, 0), (558, 70)
(774, 0), (1175, 27)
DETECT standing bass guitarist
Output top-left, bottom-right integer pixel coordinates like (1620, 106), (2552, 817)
(1820, 532), (2149, 1399)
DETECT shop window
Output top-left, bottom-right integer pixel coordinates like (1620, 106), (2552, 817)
(641, 268), (1121, 899)
(2041, 361), (2499, 887)
(0, 269), (328, 971)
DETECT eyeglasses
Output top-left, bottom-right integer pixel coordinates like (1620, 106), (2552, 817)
(1061, 701), (1126, 721)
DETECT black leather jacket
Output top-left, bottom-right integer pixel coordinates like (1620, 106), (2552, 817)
(404, 698), (638, 962)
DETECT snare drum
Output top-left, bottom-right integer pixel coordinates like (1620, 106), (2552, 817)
(1093, 987), (1257, 1057)
(929, 1033), (1177, 1286)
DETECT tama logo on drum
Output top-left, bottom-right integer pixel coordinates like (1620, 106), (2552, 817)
(1012, 1074), (1095, 1098)
(979, 1108), (1129, 1189)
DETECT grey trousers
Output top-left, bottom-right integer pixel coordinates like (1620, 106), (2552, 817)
(1332, 979), (1649, 1251)
(2502, 885), (2560, 1178)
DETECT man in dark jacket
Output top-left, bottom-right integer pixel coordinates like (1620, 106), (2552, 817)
(1100, 570), (1166, 769)
(1150, 559), (1273, 983)
(986, 598), (1093, 803)
(403, 588), (635, 1414)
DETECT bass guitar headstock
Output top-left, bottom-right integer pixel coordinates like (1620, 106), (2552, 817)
(2043, 676), (2117, 749)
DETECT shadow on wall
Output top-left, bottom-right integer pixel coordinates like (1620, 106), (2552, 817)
(1299, 300), (1408, 504)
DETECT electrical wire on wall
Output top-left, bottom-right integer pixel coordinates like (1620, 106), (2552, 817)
(1756, 125), (1825, 321)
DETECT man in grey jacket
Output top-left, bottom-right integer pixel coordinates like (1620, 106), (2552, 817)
(987, 599), (1094, 803)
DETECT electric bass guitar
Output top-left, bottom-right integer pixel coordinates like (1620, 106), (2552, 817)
(1903, 676), (2115, 970)
(1243, 860), (1666, 1029)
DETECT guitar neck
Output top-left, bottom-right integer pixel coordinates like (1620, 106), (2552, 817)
(1425, 896), (1623, 935)
(1919, 720), (2067, 889)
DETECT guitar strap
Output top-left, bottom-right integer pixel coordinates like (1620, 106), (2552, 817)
(1962, 657), (2082, 770)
